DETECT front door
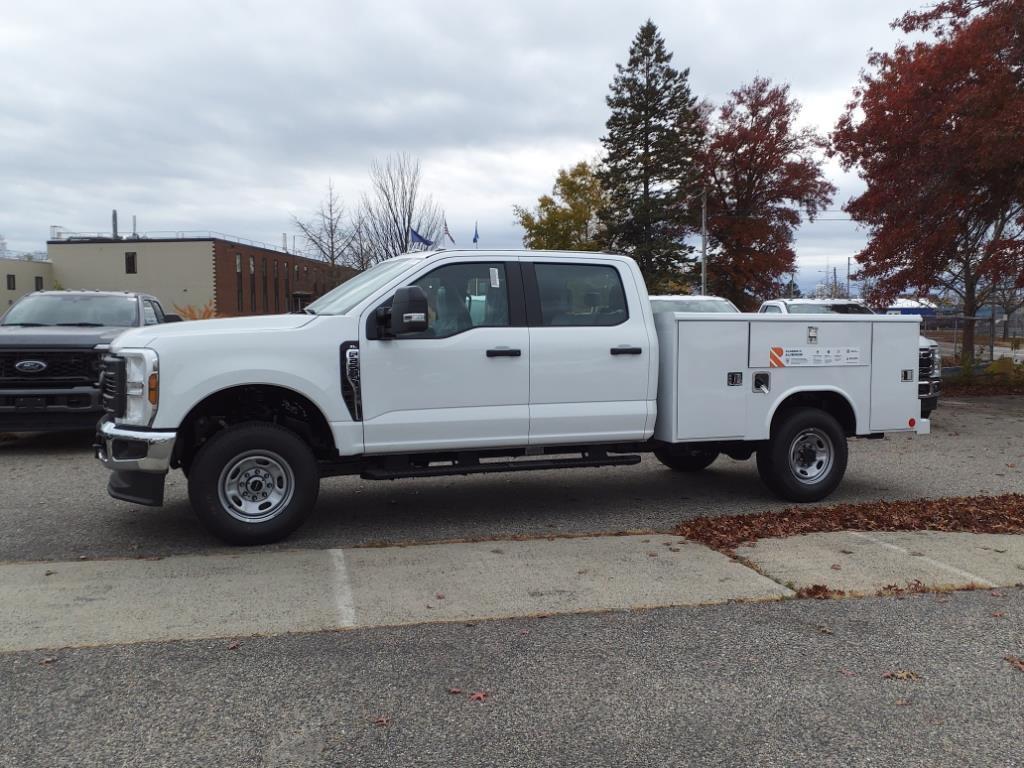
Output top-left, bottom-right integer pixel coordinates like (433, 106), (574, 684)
(525, 259), (654, 445)
(359, 258), (529, 453)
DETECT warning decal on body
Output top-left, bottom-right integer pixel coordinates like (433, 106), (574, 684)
(769, 346), (862, 368)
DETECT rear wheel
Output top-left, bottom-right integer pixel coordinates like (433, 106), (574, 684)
(763, 408), (847, 503)
(654, 446), (719, 473)
(187, 421), (319, 545)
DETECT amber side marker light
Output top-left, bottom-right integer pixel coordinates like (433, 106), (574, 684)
(148, 373), (159, 406)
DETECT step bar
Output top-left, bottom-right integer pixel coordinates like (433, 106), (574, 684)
(361, 453), (642, 480)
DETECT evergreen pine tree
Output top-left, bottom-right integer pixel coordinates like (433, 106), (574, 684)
(598, 20), (704, 289)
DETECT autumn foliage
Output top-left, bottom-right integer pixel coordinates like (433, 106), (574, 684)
(832, 0), (1024, 361)
(172, 301), (217, 320)
(702, 78), (835, 307)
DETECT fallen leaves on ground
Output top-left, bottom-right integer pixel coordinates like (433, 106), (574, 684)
(37, 656), (57, 666)
(1005, 656), (1024, 673)
(674, 494), (1024, 552)
(372, 715), (392, 728)
(226, 640), (241, 650)
(795, 584), (846, 599)
(448, 687), (462, 695)
(992, 611), (1007, 618)
(468, 691), (489, 703)
(883, 670), (921, 681)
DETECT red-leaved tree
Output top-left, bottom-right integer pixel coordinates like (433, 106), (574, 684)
(832, 0), (1024, 363)
(702, 77), (835, 308)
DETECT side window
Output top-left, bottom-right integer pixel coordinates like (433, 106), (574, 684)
(409, 262), (510, 338)
(142, 300), (159, 325)
(125, 252), (137, 274)
(761, 305), (782, 314)
(534, 263), (627, 327)
(148, 300), (165, 323)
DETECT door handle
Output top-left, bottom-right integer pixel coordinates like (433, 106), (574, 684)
(610, 346), (643, 355)
(486, 348), (522, 357)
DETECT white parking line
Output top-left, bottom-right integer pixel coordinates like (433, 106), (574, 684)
(329, 548), (357, 627)
(849, 531), (997, 588)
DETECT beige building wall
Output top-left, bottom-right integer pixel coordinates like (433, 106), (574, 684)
(2, 258), (55, 310)
(48, 240), (215, 314)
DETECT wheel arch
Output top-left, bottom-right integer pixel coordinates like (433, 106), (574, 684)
(172, 383), (336, 470)
(767, 387), (859, 437)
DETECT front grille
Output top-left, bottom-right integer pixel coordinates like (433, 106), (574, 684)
(0, 349), (101, 388)
(918, 348), (935, 381)
(100, 355), (127, 417)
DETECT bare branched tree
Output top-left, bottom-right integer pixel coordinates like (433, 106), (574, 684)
(357, 153), (443, 265)
(291, 179), (352, 266)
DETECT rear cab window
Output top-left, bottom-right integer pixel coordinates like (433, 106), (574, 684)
(533, 263), (628, 327)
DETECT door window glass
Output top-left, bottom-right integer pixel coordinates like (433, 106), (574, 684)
(410, 262), (509, 338)
(142, 301), (159, 325)
(534, 263), (627, 326)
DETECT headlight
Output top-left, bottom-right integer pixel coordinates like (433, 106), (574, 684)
(119, 348), (159, 426)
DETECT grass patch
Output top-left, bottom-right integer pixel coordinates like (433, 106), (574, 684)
(944, 358), (1024, 396)
(674, 493), (1024, 553)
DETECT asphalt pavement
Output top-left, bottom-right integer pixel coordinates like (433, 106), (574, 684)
(3, 589), (1022, 768)
(1, 397), (1022, 563)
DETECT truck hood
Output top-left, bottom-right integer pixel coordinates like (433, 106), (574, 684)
(0, 325), (128, 349)
(112, 313), (318, 350)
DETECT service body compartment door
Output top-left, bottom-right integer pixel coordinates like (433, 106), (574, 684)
(675, 320), (748, 440)
(870, 321), (921, 430)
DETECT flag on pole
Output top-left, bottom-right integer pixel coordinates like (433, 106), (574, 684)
(442, 217), (455, 246)
(472, 221), (479, 246)
(409, 228), (433, 248)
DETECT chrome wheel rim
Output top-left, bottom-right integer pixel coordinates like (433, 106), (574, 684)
(218, 450), (294, 524)
(788, 428), (833, 485)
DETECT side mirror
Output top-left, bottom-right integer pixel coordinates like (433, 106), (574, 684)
(388, 286), (429, 335)
(163, 313), (183, 323)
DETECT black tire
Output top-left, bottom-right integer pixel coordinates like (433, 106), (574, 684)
(764, 408), (848, 503)
(654, 446), (719, 473)
(187, 421), (319, 545)
(755, 448), (777, 491)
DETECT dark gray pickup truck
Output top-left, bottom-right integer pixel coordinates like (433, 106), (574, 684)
(0, 290), (180, 432)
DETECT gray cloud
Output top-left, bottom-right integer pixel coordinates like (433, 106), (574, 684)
(2, 0), (902, 287)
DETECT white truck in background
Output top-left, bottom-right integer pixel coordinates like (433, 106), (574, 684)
(94, 249), (928, 545)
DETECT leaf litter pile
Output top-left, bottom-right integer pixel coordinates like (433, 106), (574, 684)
(674, 493), (1024, 553)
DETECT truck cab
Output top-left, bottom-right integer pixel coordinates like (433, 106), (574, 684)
(95, 251), (927, 545)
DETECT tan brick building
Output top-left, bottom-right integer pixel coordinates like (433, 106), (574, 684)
(39, 234), (355, 317)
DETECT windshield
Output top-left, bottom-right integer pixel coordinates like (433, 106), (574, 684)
(305, 258), (416, 315)
(1, 294), (139, 327)
(651, 298), (739, 313)
(786, 302), (874, 315)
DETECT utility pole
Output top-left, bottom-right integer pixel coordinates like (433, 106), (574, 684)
(833, 267), (838, 299)
(700, 187), (708, 295)
(846, 257), (852, 298)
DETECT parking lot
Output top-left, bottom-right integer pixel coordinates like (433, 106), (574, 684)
(2, 396), (1023, 767)
(1, 396), (1022, 563)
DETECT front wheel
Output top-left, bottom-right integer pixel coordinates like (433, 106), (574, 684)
(764, 408), (848, 503)
(654, 446), (719, 472)
(187, 422), (320, 545)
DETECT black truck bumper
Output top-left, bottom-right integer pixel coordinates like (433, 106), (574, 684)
(94, 416), (177, 507)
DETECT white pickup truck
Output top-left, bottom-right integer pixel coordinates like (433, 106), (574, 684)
(95, 249), (928, 544)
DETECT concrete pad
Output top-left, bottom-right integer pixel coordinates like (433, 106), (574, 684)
(0, 550), (349, 653)
(736, 531), (1024, 595)
(0, 535), (789, 652)
(345, 535), (791, 628)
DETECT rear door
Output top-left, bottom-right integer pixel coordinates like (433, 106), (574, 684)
(358, 257), (530, 453)
(524, 259), (653, 445)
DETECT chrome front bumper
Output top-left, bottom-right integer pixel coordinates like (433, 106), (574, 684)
(95, 415), (177, 473)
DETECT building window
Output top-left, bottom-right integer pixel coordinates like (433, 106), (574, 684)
(249, 255), (256, 313)
(5, 274), (14, 291)
(34, 276), (43, 291)
(273, 262), (280, 313)
(125, 252), (137, 274)
(261, 258), (268, 313)
(235, 253), (243, 312)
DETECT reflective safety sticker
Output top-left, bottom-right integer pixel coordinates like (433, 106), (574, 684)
(770, 346), (862, 367)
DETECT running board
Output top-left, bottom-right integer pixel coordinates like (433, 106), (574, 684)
(361, 454), (642, 480)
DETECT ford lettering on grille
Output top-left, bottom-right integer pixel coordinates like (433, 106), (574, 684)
(14, 359), (48, 374)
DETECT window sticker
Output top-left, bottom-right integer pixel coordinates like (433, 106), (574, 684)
(489, 267), (500, 288)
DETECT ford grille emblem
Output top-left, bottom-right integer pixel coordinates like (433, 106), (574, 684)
(14, 359), (48, 374)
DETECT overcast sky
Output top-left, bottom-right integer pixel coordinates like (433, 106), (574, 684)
(1, 0), (910, 290)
